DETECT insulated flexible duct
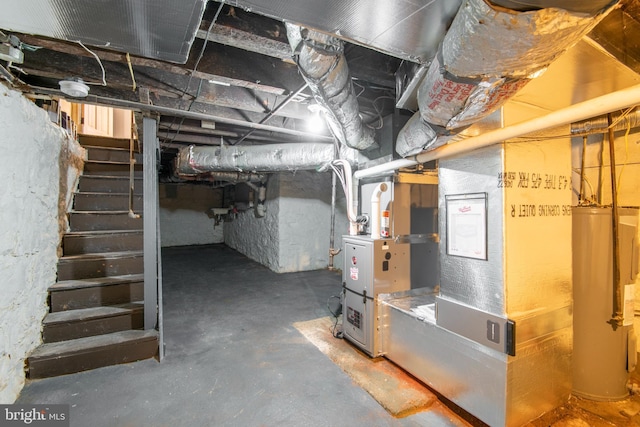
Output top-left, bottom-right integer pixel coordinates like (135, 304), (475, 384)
(396, 0), (617, 157)
(286, 23), (376, 151)
(175, 143), (336, 174)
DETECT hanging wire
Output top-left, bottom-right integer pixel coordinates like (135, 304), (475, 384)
(352, 80), (366, 98)
(76, 40), (106, 86)
(126, 52), (136, 91)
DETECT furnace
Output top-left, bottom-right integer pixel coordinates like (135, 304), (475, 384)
(342, 136), (575, 426)
(341, 236), (410, 357)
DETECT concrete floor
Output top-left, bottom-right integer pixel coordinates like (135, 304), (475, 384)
(19, 244), (640, 426)
(17, 244), (467, 427)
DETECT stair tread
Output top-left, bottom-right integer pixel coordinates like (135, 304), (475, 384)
(29, 330), (158, 359)
(86, 159), (134, 165)
(60, 250), (143, 262)
(86, 146), (133, 152)
(74, 191), (142, 196)
(43, 306), (139, 325)
(70, 210), (140, 215)
(65, 230), (143, 237)
(80, 175), (143, 180)
(51, 273), (144, 291)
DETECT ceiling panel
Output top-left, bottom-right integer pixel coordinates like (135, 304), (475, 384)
(0, 0), (206, 63)
(211, 0), (461, 63)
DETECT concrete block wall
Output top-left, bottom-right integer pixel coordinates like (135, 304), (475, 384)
(224, 176), (281, 270)
(225, 171), (349, 273)
(278, 171), (332, 273)
(160, 183), (224, 247)
(0, 85), (84, 403)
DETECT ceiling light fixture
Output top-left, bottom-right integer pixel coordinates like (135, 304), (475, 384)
(59, 78), (90, 98)
(208, 79), (230, 87)
(306, 103), (326, 133)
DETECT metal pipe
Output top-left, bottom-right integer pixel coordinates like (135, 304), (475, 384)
(234, 82), (309, 145)
(355, 83), (640, 179)
(607, 113), (623, 330)
(579, 135), (587, 204)
(332, 159), (360, 235)
(328, 171), (337, 270)
(598, 133), (605, 205)
(28, 85), (334, 142)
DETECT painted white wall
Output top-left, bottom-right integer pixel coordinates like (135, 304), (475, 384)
(224, 177), (281, 269)
(278, 171), (332, 272)
(224, 171), (348, 273)
(159, 183), (224, 247)
(0, 85), (83, 403)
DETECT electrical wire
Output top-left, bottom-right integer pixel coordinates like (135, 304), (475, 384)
(572, 168), (597, 206)
(327, 294), (343, 339)
(352, 80), (366, 98)
(76, 40), (106, 86)
(126, 52), (136, 91)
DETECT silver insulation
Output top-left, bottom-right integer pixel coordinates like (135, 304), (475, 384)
(178, 171), (267, 183)
(0, 0), (205, 63)
(286, 23), (376, 151)
(441, 0), (610, 79)
(175, 143), (336, 174)
(396, 0), (616, 157)
(395, 112), (438, 157)
(571, 107), (640, 134)
(426, 138), (573, 425)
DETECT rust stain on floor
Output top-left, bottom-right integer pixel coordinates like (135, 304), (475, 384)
(293, 316), (471, 424)
(295, 318), (640, 426)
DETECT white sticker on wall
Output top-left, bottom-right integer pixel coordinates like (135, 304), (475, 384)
(624, 284), (635, 326)
(350, 267), (359, 281)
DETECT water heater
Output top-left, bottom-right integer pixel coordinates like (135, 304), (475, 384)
(573, 206), (639, 400)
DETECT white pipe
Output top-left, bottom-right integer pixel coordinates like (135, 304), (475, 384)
(333, 159), (360, 235)
(354, 159), (416, 179)
(355, 83), (640, 179)
(370, 183), (388, 240)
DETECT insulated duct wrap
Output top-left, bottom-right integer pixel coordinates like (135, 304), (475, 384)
(571, 108), (640, 134)
(396, 0), (616, 157)
(395, 112), (439, 157)
(179, 171), (267, 183)
(286, 23), (376, 151)
(175, 143), (336, 175)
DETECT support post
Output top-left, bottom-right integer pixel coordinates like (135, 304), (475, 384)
(143, 117), (159, 333)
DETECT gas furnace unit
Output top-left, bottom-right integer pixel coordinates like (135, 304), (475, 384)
(342, 236), (410, 357)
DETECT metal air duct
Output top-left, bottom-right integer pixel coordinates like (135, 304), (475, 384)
(396, 0), (617, 157)
(175, 143), (336, 175)
(286, 23), (377, 151)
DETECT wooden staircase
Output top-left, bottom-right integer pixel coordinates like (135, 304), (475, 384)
(27, 135), (158, 379)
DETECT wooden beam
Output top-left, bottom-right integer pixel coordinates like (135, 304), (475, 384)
(18, 34), (303, 95)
